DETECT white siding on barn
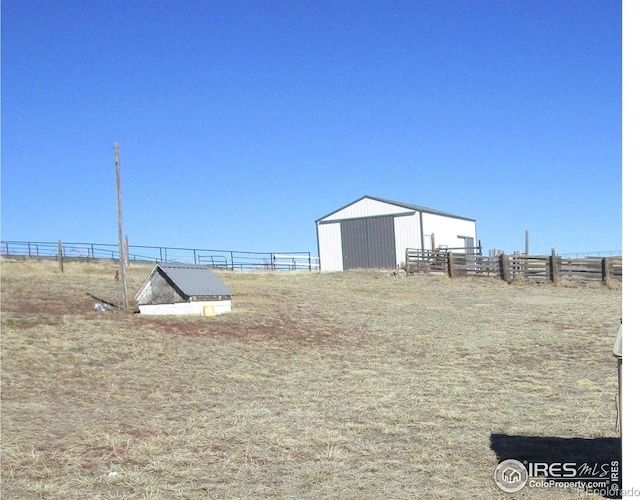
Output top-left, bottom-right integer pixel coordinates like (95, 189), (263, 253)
(394, 214), (422, 267)
(317, 222), (343, 271)
(322, 197), (413, 221)
(422, 213), (476, 250)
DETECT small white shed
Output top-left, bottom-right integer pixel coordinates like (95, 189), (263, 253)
(316, 195), (477, 271)
(134, 263), (233, 316)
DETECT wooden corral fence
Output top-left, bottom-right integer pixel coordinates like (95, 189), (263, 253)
(405, 248), (622, 284)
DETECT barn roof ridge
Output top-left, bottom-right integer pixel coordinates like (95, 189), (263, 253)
(315, 195), (475, 222)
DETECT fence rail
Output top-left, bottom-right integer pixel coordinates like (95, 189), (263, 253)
(1, 241), (319, 271)
(405, 248), (622, 283)
(1, 240), (620, 280)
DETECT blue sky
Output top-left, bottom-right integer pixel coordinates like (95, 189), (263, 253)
(1, 0), (622, 256)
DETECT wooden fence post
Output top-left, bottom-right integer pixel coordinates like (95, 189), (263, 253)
(405, 248), (410, 275)
(448, 252), (455, 278)
(500, 253), (510, 283)
(602, 257), (611, 283)
(550, 248), (558, 283)
(58, 240), (64, 272)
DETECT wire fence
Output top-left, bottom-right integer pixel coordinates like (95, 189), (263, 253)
(0, 240), (320, 271)
(556, 250), (622, 258)
(1, 240), (620, 273)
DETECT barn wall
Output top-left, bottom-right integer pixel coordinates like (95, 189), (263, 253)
(394, 213), (422, 266)
(422, 213), (477, 250)
(320, 213), (422, 271)
(317, 222), (343, 271)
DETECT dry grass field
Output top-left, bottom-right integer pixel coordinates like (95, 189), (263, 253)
(1, 258), (622, 499)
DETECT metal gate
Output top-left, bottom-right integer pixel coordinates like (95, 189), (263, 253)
(341, 216), (396, 270)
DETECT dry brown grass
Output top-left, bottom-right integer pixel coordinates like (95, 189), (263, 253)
(1, 259), (622, 499)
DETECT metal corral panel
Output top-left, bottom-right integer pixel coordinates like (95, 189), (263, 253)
(341, 216), (396, 269)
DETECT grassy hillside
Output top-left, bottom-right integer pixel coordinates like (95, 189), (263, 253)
(1, 259), (622, 499)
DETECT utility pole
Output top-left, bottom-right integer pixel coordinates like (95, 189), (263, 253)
(115, 143), (129, 310)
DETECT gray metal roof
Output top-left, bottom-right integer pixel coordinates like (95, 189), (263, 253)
(156, 263), (233, 297)
(371, 196), (476, 221)
(315, 195), (476, 223)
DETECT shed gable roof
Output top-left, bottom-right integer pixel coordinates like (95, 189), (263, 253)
(138, 263), (233, 300)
